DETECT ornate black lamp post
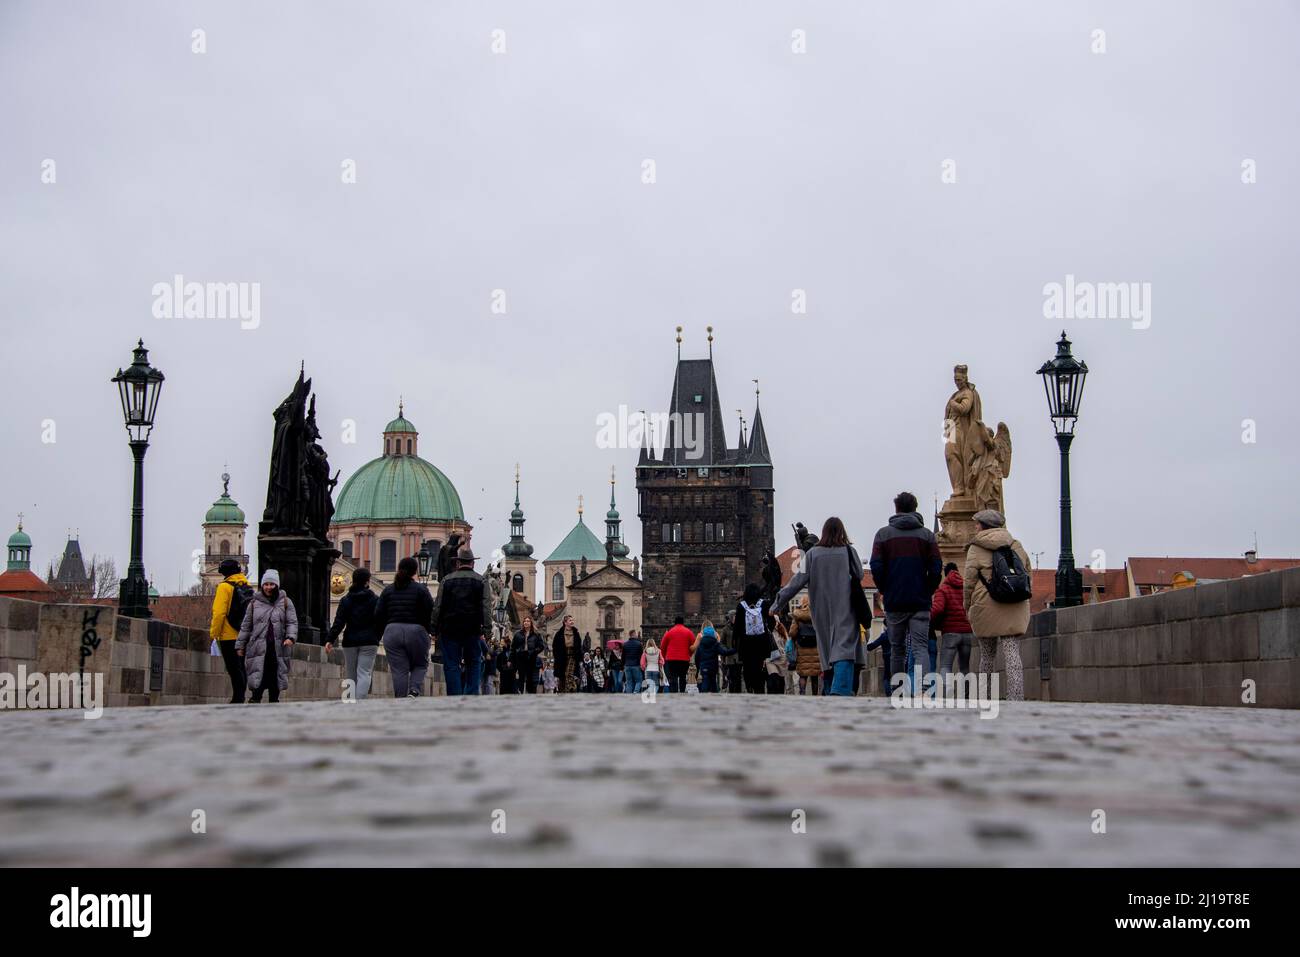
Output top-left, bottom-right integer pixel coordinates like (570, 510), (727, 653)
(416, 544), (432, 582)
(1037, 331), (1088, 609)
(112, 340), (164, 618)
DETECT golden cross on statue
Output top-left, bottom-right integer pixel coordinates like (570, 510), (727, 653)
(578, 494), (584, 518)
(16, 511), (24, 530)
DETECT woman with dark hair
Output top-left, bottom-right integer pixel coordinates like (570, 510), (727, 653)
(731, 582), (775, 693)
(512, 616), (545, 693)
(325, 567), (379, 700)
(375, 556), (434, 698)
(552, 615), (583, 694)
(775, 516), (866, 696)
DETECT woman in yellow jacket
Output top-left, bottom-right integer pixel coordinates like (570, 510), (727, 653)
(209, 559), (252, 703)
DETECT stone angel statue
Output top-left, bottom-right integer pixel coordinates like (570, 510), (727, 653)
(972, 422), (1013, 516)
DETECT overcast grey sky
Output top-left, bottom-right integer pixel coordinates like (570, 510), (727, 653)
(2, 1), (1297, 592)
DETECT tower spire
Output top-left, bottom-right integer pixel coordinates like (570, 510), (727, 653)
(707, 324), (713, 359)
(676, 325), (682, 360)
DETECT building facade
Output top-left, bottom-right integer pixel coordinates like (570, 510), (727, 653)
(200, 473), (249, 590)
(636, 331), (775, 636)
(327, 405), (472, 577)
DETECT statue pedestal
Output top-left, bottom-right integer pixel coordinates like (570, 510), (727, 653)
(257, 528), (328, 644)
(936, 495), (979, 571)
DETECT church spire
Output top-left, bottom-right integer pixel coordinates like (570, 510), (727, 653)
(747, 379), (771, 465)
(502, 462), (533, 559)
(605, 466), (629, 561)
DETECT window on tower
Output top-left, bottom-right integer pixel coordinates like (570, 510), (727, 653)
(341, 540), (353, 559)
(219, 541), (231, 556)
(512, 573), (524, 593)
(379, 540), (397, 572)
(551, 572), (564, 601)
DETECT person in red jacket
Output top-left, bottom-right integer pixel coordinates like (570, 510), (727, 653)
(660, 615), (696, 693)
(931, 562), (974, 677)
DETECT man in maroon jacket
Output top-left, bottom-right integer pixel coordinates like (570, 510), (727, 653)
(931, 562), (974, 677)
(660, 615), (696, 693)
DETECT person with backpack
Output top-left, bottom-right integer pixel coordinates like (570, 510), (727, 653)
(209, 558), (253, 703)
(324, 567), (379, 700)
(376, 556), (435, 698)
(963, 509), (1031, 701)
(931, 562), (974, 678)
(690, 623), (736, 693)
(430, 548), (492, 696)
(732, 584), (774, 693)
(236, 569), (297, 703)
(870, 492), (943, 694)
(660, 615), (695, 693)
(622, 630), (644, 693)
(775, 517), (868, 696)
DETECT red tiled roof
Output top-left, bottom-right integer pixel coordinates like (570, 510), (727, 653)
(1127, 557), (1300, 587)
(1028, 567), (1130, 614)
(0, 569), (57, 598)
(776, 545), (879, 590)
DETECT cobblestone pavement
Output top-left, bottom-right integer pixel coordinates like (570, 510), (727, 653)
(2, 695), (1298, 866)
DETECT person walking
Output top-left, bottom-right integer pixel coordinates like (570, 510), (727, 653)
(690, 623), (735, 693)
(553, 616), (583, 694)
(721, 612), (743, 693)
(732, 584), (774, 693)
(542, 656), (557, 693)
(640, 637), (662, 700)
(430, 548), (493, 695)
(660, 615), (695, 693)
(589, 650), (606, 692)
(236, 569), (297, 703)
(775, 517), (866, 696)
(481, 636), (498, 694)
(496, 636), (517, 694)
(209, 558), (253, 703)
(932, 562), (974, 678)
(787, 592), (822, 695)
(607, 642), (624, 693)
(512, 616), (545, 693)
(622, 630), (644, 693)
(869, 492), (942, 694)
(963, 509), (1032, 701)
(324, 567), (380, 700)
(376, 557), (435, 698)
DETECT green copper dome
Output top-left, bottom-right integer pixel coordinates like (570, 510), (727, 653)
(384, 414), (418, 434)
(7, 528), (31, 549)
(333, 455), (465, 524)
(205, 494), (245, 525)
(205, 474), (245, 525)
(544, 517), (606, 564)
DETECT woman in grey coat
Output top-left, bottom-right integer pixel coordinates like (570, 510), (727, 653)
(236, 569), (298, 703)
(775, 517), (864, 696)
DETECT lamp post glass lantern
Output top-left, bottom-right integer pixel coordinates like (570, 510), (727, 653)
(1037, 331), (1087, 608)
(112, 339), (164, 618)
(417, 545), (431, 581)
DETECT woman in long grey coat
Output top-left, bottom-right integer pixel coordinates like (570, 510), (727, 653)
(775, 516), (864, 696)
(236, 569), (298, 703)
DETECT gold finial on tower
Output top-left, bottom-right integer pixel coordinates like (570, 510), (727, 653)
(578, 494), (584, 519)
(707, 325), (714, 357)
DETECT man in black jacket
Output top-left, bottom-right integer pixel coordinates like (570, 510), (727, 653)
(431, 549), (493, 695)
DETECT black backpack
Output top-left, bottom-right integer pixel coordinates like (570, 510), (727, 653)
(225, 580), (255, 630)
(439, 574), (485, 635)
(980, 546), (1032, 604)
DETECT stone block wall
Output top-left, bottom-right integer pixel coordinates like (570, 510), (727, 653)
(1016, 566), (1300, 708)
(0, 596), (444, 708)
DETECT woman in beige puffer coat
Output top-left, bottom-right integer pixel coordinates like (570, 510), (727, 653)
(962, 510), (1030, 701)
